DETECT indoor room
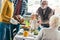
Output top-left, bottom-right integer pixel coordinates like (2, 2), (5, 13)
(0, 0), (60, 40)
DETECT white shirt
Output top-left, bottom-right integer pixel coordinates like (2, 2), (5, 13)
(30, 19), (38, 30)
(36, 28), (60, 40)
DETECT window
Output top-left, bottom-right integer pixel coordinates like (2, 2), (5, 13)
(28, 0), (41, 13)
(28, 0), (60, 14)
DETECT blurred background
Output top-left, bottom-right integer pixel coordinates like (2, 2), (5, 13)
(0, 0), (60, 15)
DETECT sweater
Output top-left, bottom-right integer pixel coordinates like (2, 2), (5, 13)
(1, 0), (14, 23)
(36, 28), (60, 40)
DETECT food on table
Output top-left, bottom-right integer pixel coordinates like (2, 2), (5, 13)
(34, 30), (38, 35)
(23, 31), (29, 37)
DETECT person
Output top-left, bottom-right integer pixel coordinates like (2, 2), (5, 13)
(10, 0), (24, 40)
(10, 15), (24, 40)
(36, 15), (60, 40)
(37, 0), (54, 28)
(30, 14), (38, 31)
(0, 0), (14, 40)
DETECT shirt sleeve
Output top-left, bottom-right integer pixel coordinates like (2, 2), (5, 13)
(48, 9), (54, 19)
(36, 7), (41, 21)
(1, 1), (14, 21)
(1, 1), (9, 21)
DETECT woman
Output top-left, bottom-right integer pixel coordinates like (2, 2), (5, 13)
(0, 0), (14, 40)
(36, 15), (60, 40)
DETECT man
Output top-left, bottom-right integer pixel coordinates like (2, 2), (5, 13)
(10, 0), (24, 40)
(37, 0), (54, 28)
(0, 0), (14, 40)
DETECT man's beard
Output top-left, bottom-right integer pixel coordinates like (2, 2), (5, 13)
(41, 5), (48, 9)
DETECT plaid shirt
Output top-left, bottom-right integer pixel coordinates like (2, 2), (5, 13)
(20, 0), (28, 16)
(13, 0), (28, 16)
(14, 0), (22, 15)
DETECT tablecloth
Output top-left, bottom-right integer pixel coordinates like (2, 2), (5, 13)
(13, 35), (36, 40)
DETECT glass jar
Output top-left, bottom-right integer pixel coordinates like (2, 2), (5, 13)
(23, 31), (29, 37)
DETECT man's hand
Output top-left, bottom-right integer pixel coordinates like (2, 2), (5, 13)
(14, 15), (24, 24)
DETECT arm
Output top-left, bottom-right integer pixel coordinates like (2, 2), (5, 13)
(1, 1), (9, 18)
(1, 1), (14, 20)
(14, 15), (24, 24)
(36, 8), (42, 22)
(49, 10), (54, 19)
(1, 1), (9, 21)
(45, 10), (54, 24)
